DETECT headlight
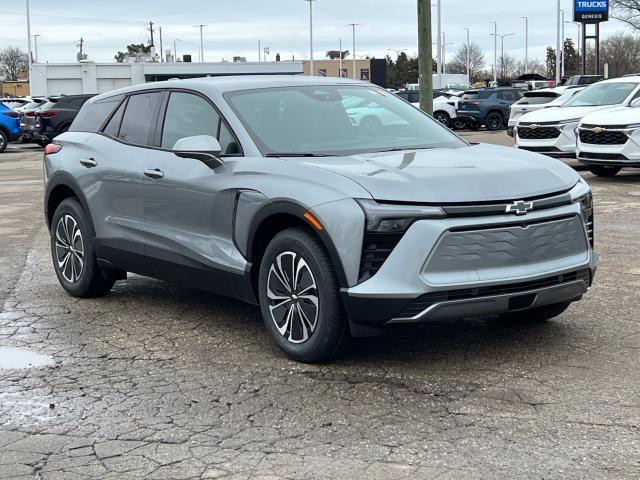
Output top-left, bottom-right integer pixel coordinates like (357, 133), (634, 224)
(559, 118), (581, 126)
(357, 199), (445, 233)
(570, 178), (594, 246)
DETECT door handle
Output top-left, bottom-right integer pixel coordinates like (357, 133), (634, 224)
(79, 158), (97, 168)
(144, 168), (165, 179)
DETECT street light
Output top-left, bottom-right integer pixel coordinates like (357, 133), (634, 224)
(193, 24), (207, 62)
(463, 28), (470, 77)
(33, 34), (40, 63)
(26, 0), (32, 78)
(490, 22), (497, 83)
(490, 32), (514, 79)
(305, 0), (316, 76)
(522, 17), (528, 74)
(441, 32), (454, 75)
(556, 0), (562, 84)
(349, 23), (361, 80)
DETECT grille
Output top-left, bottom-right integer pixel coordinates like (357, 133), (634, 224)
(359, 232), (403, 282)
(580, 152), (628, 161)
(579, 129), (628, 145)
(517, 126), (561, 140)
(519, 146), (562, 153)
(397, 269), (591, 319)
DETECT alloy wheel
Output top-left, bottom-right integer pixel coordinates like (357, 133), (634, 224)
(54, 214), (85, 283)
(266, 251), (319, 344)
(0, 134), (6, 151)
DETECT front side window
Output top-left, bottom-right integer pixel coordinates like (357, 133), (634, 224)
(161, 92), (221, 149)
(225, 85), (465, 156)
(565, 82), (638, 107)
(119, 92), (163, 146)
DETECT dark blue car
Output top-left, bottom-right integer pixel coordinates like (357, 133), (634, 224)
(457, 88), (524, 131)
(0, 103), (22, 153)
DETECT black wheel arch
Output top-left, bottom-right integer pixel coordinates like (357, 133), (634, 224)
(45, 173), (95, 234)
(243, 200), (349, 289)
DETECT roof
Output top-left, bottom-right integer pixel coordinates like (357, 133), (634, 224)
(91, 75), (367, 103)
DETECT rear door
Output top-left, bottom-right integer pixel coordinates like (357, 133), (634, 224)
(139, 90), (243, 293)
(82, 91), (164, 274)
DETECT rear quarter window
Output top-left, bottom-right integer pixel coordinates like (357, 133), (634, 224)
(69, 96), (123, 133)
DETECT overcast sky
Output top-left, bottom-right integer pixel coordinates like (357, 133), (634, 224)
(0, 0), (632, 66)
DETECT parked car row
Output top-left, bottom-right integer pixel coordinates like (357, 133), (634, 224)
(513, 76), (640, 177)
(0, 94), (93, 152)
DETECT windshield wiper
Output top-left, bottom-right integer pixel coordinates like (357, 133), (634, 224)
(374, 147), (434, 153)
(265, 152), (335, 157)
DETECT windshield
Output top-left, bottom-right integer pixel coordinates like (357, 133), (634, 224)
(225, 85), (466, 156)
(565, 82), (638, 107)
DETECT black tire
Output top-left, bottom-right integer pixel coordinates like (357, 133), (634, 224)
(588, 165), (621, 177)
(0, 130), (7, 153)
(499, 301), (571, 323)
(485, 112), (504, 131)
(258, 227), (348, 363)
(469, 121), (481, 131)
(453, 119), (467, 130)
(434, 111), (451, 128)
(50, 198), (115, 298)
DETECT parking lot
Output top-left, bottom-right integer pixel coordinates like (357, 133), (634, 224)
(0, 134), (639, 479)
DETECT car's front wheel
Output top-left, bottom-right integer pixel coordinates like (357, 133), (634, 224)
(433, 111), (451, 128)
(50, 198), (115, 297)
(588, 165), (621, 177)
(0, 130), (8, 153)
(258, 227), (347, 363)
(485, 112), (504, 131)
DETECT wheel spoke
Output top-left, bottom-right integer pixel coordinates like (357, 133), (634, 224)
(54, 214), (84, 284)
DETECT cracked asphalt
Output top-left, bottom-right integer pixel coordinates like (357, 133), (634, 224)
(1, 137), (639, 479)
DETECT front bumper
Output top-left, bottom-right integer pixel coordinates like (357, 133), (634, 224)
(457, 111), (482, 124)
(577, 128), (640, 167)
(515, 122), (579, 157)
(342, 203), (597, 331)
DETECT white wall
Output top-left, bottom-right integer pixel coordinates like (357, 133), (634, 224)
(30, 61), (304, 97)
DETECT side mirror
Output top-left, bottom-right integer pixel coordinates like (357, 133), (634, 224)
(630, 98), (640, 108)
(173, 135), (224, 169)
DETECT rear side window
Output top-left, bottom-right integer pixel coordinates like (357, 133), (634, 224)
(102, 100), (126, 137)
(119, 92), (163, 146)
(161, 92), (220, 149)
(70, 96), (122, 133)
(498, 90), (520, 101)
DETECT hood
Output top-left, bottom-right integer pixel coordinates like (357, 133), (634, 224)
(519, 105), (619, 123)
(288, 143), (579, 203)
(580, 106), (640, 126)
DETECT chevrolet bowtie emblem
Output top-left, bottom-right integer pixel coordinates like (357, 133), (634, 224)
(590, 127), (605, 134)
(506, 200), (534, 215)
(526, 124), (540, 129)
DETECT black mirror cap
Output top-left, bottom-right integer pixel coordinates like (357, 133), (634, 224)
(174, 151), (224, 169)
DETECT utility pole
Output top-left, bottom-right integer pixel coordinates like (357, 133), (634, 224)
(159, 27), (163, 62)
(522, 17), (528, 74)
(417, 0), (433, 115)
(349, 23), (360, 80)
(305, 0), (316, 76)
(258, 40), (261, 62)
(148, 21), (155, 47)
(464, 28), (470, 77)
(76, 37), (84, 62)
(26, 0), (32, 77)
(33, 34), (40, 63)
(491, 21), (497, 83)
(194, 25), (206, 62)
(436, 0), (442, 89)
(556, 0), (561, 85)
(561, 10), (565, 78)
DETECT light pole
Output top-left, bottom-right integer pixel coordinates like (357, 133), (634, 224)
(561, 9), (565, 79)
(349, 23), (360, 80)
(26, 0), (32, 78)
(33, 34), (40, 63)
(491, 32), (514, 80)
(305, 0), (316, 76)
(566, 20), (581, 57)
(556, 0), (562, 85)
(173, 39), (182, 62)
(491, 21), (497, 83)
(436, 0), (442, 87)
(193, 24), (206, 62)
(339, 39), (342, 77)
(463, 28), (470, 77)
(441, 32), (454, 75)
(522, 17), (528, 74)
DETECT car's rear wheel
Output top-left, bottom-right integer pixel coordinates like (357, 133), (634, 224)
(485, 112), (504, 131)
(468, 121), (481, 131)
(453, 119), (467, 130)
(433, 111), (451, 128)
(258, 227), (347, 363)
(499, 301), (571, 323)
(50, 198), (115, 297)
(0, 130), (8, 153)
(588, 165), (621, 177)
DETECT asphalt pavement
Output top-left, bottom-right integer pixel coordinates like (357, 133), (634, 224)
(0, 135), (639, 479)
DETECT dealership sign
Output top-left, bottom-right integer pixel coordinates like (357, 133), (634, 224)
(574, 0), (609, 23)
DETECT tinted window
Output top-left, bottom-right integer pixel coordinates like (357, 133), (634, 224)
(102, 100), (126, 137)
(498, 90), (520, 102)
(161, 92), (220, 149)
(70, 97), (122, 133)
(119, 92), (163, 146)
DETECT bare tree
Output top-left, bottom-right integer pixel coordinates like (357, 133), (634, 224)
(611, 0), (640, 30)
(446, 42), (485, 81)
(499, 53), (518, 79)
(515, 59), (547, 77)
(0, 47), (29, 81)
(590, 32), (640, 76)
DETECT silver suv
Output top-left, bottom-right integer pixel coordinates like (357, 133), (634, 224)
(44, 77), (597, 362)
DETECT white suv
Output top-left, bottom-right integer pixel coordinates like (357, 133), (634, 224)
(508, 87), (584, 136)
(515, 77), (640, 157)
(577, 100), (640, 176)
